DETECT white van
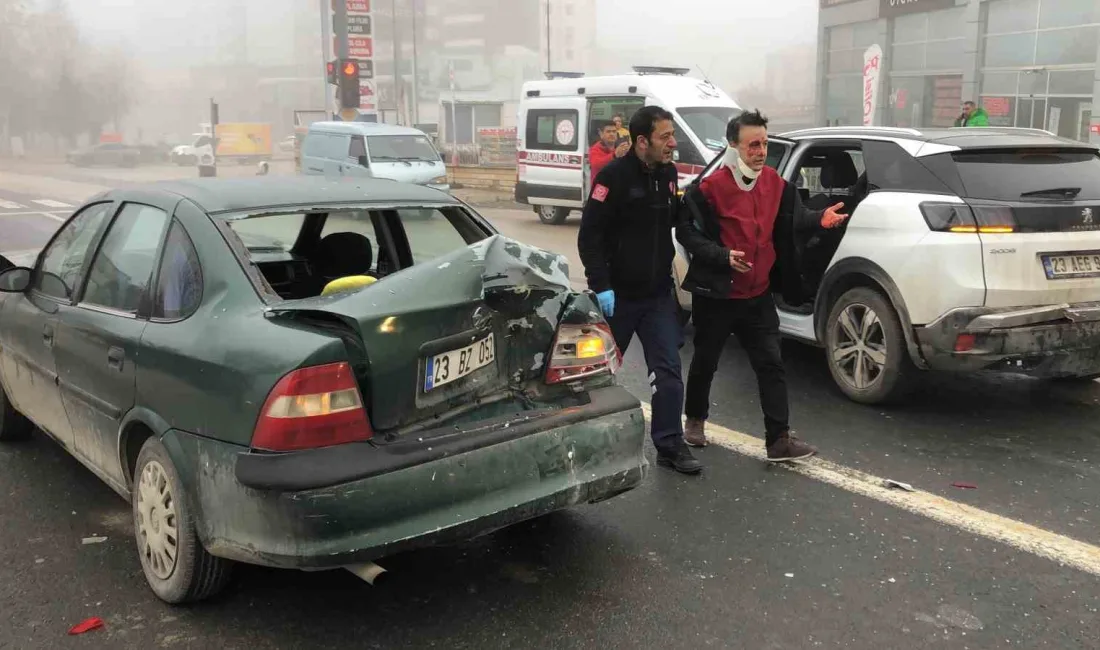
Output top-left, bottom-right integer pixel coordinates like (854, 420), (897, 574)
(301, 121), (450, 191)
(515, 66), (742, 225)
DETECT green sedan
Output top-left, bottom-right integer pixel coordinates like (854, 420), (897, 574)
(0, 176), (647, 604)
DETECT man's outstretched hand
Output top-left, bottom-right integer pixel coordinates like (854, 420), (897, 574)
(821, 202), (849, 229)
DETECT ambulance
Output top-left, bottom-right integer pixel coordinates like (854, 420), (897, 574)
(514, 66), (742, 225)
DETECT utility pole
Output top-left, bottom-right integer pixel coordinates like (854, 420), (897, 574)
(391, 0), (401, 125)
(334, 0), (349, 59)
(319, 0), (335, 117)
(545, 0), (551, 71)
(411, 0), (420, 125)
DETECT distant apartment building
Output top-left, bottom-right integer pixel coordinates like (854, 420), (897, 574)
(540, 0), (598, 74)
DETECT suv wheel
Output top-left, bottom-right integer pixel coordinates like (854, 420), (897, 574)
(825, 287), (916, 404)
(536, 205), (569, 225)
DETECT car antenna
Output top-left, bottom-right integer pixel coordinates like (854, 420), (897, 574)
(696, 64), (715, 88)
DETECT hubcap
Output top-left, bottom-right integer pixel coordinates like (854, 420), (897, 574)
(539, 206), (556, 219)
(136, 461), (179, 580)
(831, 303), (887, 390)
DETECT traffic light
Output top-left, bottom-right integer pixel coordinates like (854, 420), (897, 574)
(338, 58), (360, 109)
(326, 60), (338, 85)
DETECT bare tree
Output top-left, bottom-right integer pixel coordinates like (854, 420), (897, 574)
(0, 0), (140, 154)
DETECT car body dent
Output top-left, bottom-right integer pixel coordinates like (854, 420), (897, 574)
(163, 389), (646, 569)
(264, 234), (582, 432)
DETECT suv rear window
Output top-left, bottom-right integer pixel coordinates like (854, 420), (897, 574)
(951, 149), (1100, 201)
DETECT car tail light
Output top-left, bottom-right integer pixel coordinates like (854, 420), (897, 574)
(545, 323), (622, 384)
(920, 202), (1016, 234)
(251, 361), (373, 452)
(954, 333), (977, 352)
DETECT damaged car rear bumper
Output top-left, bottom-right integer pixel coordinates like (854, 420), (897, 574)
(915, 302), (1100, 377)
(160, 385), (647, 569)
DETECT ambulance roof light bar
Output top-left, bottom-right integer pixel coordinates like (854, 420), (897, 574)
(632, 66), (691, 76)
(544, 71), (586, 79)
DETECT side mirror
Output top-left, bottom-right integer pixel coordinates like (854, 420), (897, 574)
(439, 152), (446, 161)
(0, 267), (32, 293)
(357, 154), (369, 168)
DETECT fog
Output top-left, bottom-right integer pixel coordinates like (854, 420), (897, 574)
(2, 0), (820, 154)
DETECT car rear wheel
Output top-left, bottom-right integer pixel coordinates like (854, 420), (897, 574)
(133, 437), (233, 604)
(825, 287), (916, 404)
(536, 205), (569, 225)
(0, 385), (34, 442)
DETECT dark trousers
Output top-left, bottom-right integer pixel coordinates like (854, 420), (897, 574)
(607, 288), (685, 452)
(685, 292), (790, 446)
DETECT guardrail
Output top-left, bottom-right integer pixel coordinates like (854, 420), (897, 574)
(439, 130), (519, 168)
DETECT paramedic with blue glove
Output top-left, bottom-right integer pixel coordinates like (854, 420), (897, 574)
(577, 105), (701, 475)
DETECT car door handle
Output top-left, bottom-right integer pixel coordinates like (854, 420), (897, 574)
(42, 323), (54, 347)
(107, 346), (124, 371)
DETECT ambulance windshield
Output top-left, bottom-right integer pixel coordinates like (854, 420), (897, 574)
(678, 107), (742, 152)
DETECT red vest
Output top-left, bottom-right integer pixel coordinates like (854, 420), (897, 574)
(698, 165), (786, 299)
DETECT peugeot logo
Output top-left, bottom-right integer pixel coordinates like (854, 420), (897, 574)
(1084, 208), (1095, 225)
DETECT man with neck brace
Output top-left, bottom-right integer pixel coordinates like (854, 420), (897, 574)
(677, 109), (848, 461)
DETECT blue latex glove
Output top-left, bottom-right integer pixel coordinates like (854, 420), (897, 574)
(596, 290), (615, 318)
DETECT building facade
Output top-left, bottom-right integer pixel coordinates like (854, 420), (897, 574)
(818, 0), (1099, 143)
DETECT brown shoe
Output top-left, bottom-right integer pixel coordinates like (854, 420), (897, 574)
(684, 417), (707, 448)
(766, 433), (817, 462)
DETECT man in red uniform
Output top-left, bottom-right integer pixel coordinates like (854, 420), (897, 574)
(676, 109), (848, 461)
(588, 121), (629, 183)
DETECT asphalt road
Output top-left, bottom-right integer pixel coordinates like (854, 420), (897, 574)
(1, 166), (1099, 649)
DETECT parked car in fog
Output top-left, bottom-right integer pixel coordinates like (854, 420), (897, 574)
(66, 142), (141, 168)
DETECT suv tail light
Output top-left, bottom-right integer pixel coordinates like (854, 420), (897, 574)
(545, 323), (622, 384)
(920, 201), (1016, 234)
(251, 361), (373, 452)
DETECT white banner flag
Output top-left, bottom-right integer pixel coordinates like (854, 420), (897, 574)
(862, 44), (883, 126)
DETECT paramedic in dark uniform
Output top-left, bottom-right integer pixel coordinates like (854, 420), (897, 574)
(577, 105), (702, 475)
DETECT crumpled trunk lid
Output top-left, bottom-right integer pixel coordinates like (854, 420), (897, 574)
(266, 235), (582, 432)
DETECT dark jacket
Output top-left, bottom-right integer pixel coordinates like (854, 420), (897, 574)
(577, 150), (680, 299)
(677, 167), (823, 306)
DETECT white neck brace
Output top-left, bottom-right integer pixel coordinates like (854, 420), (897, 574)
(723, 147), (760, 180)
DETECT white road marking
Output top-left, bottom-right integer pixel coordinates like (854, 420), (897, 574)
(31, 199), (72, 208)
(639, 402), (1100, 577)
(0, 199), (26, 210)
(0, 210), (70, 218)
(36, 212), (66, 222)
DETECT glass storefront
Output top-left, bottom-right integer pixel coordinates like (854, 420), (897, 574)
(889, 6), (967, 128)
(978, 0), (1098, 140)
(825, 19), (882, 125)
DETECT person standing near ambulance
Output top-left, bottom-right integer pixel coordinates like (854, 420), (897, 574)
(588, 121), (630, 184)
(577, 105), (703, 475)
(677, 109), (848, 461)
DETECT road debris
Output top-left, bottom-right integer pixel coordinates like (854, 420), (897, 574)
(68, 617), (104, 635)
(951, 482), (978, 490)
(81, 536), (108, 545)
(883, 479), (915, 492)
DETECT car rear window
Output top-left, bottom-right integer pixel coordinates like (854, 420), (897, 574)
(951, 148), (1100, 201)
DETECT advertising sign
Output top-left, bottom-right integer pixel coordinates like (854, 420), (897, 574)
(862, 44), (883, 126)
(880, 0), (955, 18)
(347, 0), (370, 13)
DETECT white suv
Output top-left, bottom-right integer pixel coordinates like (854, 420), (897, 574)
(672, 126), (1100, 404)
